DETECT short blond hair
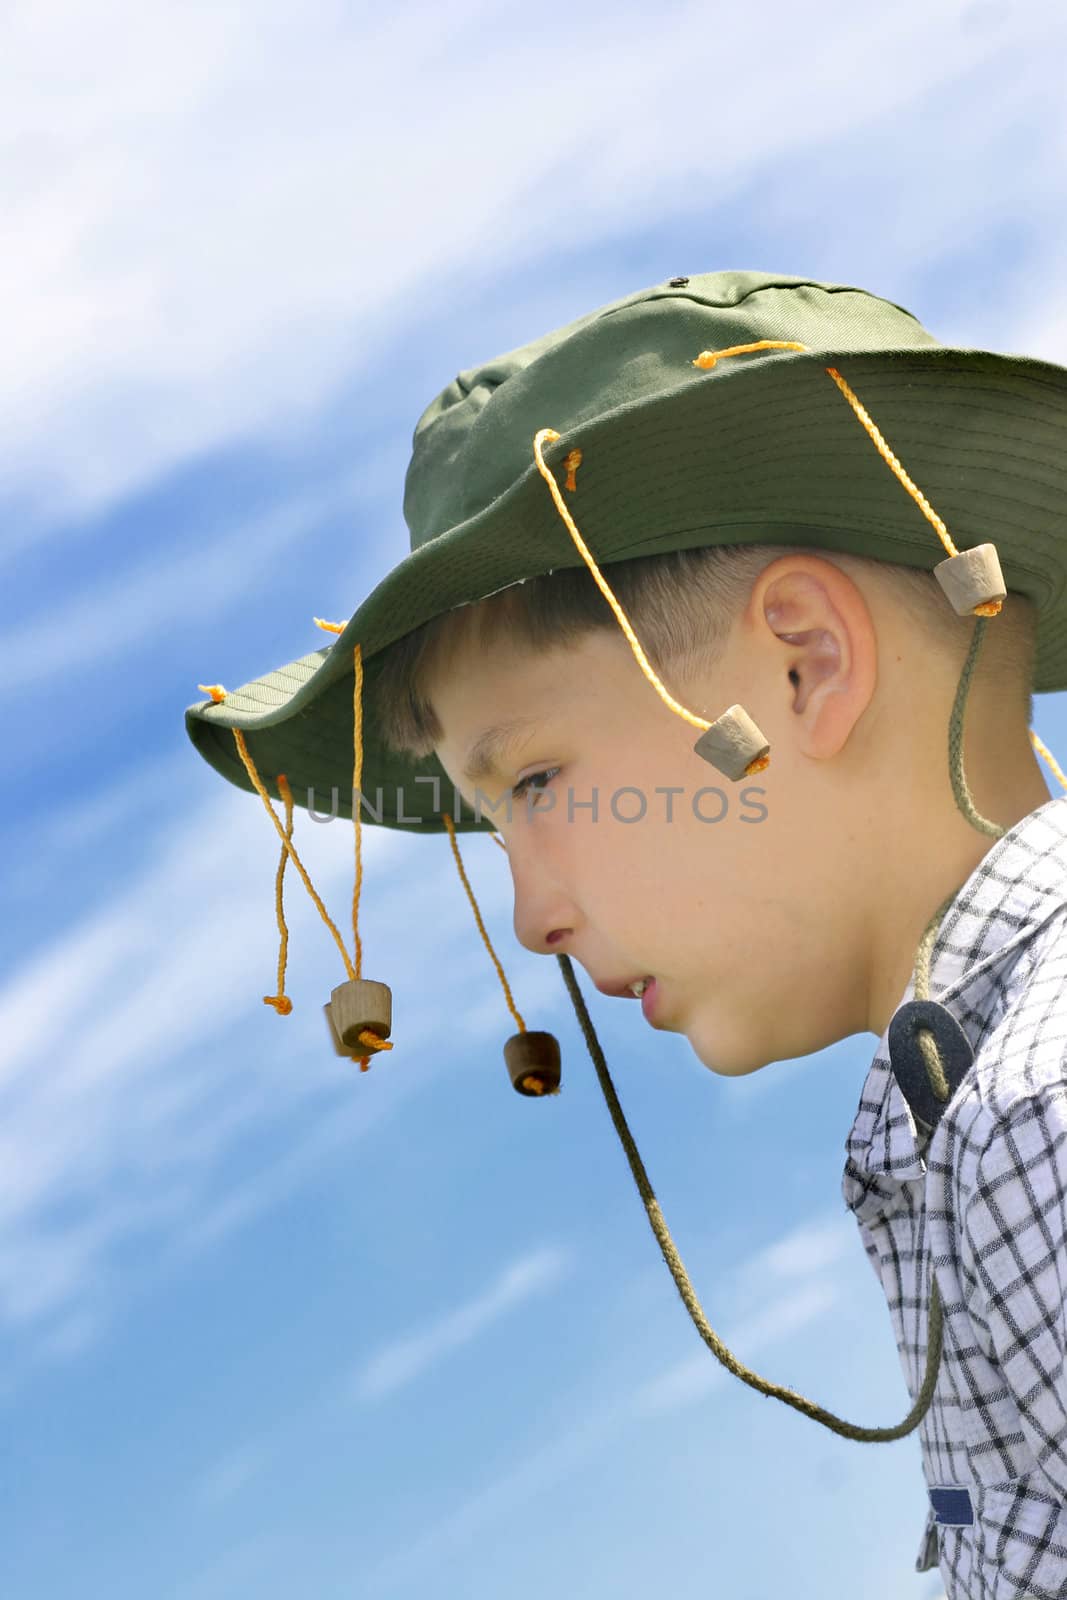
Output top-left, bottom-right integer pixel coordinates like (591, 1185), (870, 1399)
(372, 544), (1038, 758)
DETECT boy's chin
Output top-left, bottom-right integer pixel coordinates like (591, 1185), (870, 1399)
(686, 1026), (771, 1079)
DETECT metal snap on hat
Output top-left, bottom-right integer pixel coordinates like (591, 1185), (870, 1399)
(185, 268), (1067, 832)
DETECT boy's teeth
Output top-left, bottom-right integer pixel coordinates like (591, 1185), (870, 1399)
(629, 978), (649, 998)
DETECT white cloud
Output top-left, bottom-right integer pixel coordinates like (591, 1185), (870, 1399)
(196, 1444), (271, 1510)
(743, 1212), (855, 1286)
(632, 1278), (842, 1416)
(0, 466), (385, 690)
(348, 1245), (570, 1403)
(363, 1209), (849, 1591)
(0, 755), (506, 1364)
(3, 0), (1063, 528)
(629, 1214), (855, 1414)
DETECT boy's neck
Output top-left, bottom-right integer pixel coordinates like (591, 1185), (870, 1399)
(866, 753), (1052, 1039)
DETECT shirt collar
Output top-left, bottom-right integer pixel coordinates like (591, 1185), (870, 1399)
(845, 793), (1067, 1191)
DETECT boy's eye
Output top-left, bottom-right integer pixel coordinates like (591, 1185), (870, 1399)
(511, 767), (560, 803)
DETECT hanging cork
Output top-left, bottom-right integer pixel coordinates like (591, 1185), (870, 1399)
(934, 543), (1006, 617)
(530, 429), (771, 778)
(504, 1031), (562, 1097)
(324, 1002), (354, 1058)
(441, 810), (562, 1098)
(212, 639), (395, 1078)
(692, 704), (771, 781)
(328, 978), (392, 1050)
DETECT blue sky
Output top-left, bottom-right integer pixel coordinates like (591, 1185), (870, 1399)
(5, 3), (1067, 1596)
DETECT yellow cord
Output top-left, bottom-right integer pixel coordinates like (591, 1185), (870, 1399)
(532, 432), (775, 775)
(823, 364), (959, 554)
(352, 642), (365, 980)
(442, 810), (527, 1035)
(823, 364), (1000, 616)
(1031, 729), (1067, 791)
(231, 727), (357, 981)
(688, 345), (1003, 621)
(533, 430), (712, 738)
(692, 340), (808, 368)
(263, 772), (295, 1015)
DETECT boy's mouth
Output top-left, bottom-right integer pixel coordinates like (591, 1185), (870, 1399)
(593, 973), (654, 998)
(592, 973), (660, 1020)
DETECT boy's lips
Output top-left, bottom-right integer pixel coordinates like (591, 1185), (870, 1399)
(593, 974), (663, 1023)
(593, 975), (649, 998)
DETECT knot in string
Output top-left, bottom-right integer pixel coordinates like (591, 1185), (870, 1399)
(354, 1030), (394, 1073)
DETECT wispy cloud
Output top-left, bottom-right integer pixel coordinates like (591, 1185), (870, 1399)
(632, 1279), (842, 1417)
(741, 1211), (856, 1290)
(0, 754), (512, 1374)
(0, 469), (380, 691)
(348, 1245), (571, 1404)
(196, 1444), (272, 1510)
(633, 1212), (854, 1415)
(363, 1210), (849, 1591)
(4, 0), (1060, 527)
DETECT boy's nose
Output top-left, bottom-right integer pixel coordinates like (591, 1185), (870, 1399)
(514, 901), (576, 955)
(509, 852), (578, 955)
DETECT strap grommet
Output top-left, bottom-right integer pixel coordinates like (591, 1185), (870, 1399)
(886, 998), (975, 1131)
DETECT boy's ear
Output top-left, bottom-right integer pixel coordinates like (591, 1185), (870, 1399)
(755, 558), (878, 760)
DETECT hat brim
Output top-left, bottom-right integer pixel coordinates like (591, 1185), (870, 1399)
(186, 344), (1067, 832)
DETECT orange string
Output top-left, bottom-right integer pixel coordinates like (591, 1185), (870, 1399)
(196, 660), (396, 1074)
(263, 773), (295, 1015)
(689, 346), (1004, 620)
(231, 728), (357, 981)
(531, 431), (769, 778)
(823, 364), (1002, 617)
(352, 642), (364, 980)
(1031, 729), (1067, 792)
(692, 340), (808, 368)
(442, 811), (526, 1034)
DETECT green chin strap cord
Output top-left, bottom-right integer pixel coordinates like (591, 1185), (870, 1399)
(556, 613), (1006, 1444)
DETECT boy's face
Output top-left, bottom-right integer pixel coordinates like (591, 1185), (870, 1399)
(430, 598), (873, 1078)
(430, 555), (1045, 1077)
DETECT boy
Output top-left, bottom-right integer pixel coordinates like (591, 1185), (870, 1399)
(186, 271), (1067, 1596)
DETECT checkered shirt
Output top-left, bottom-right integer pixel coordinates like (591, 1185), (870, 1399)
(843, 793), (1067, 1600)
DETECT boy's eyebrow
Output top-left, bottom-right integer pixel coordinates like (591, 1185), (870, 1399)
(462, 715), (539, 783)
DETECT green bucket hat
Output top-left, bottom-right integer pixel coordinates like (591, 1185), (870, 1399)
(185, 268), (1067, 829)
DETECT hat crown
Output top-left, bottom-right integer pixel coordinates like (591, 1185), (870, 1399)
(402, 270), (940, 550)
